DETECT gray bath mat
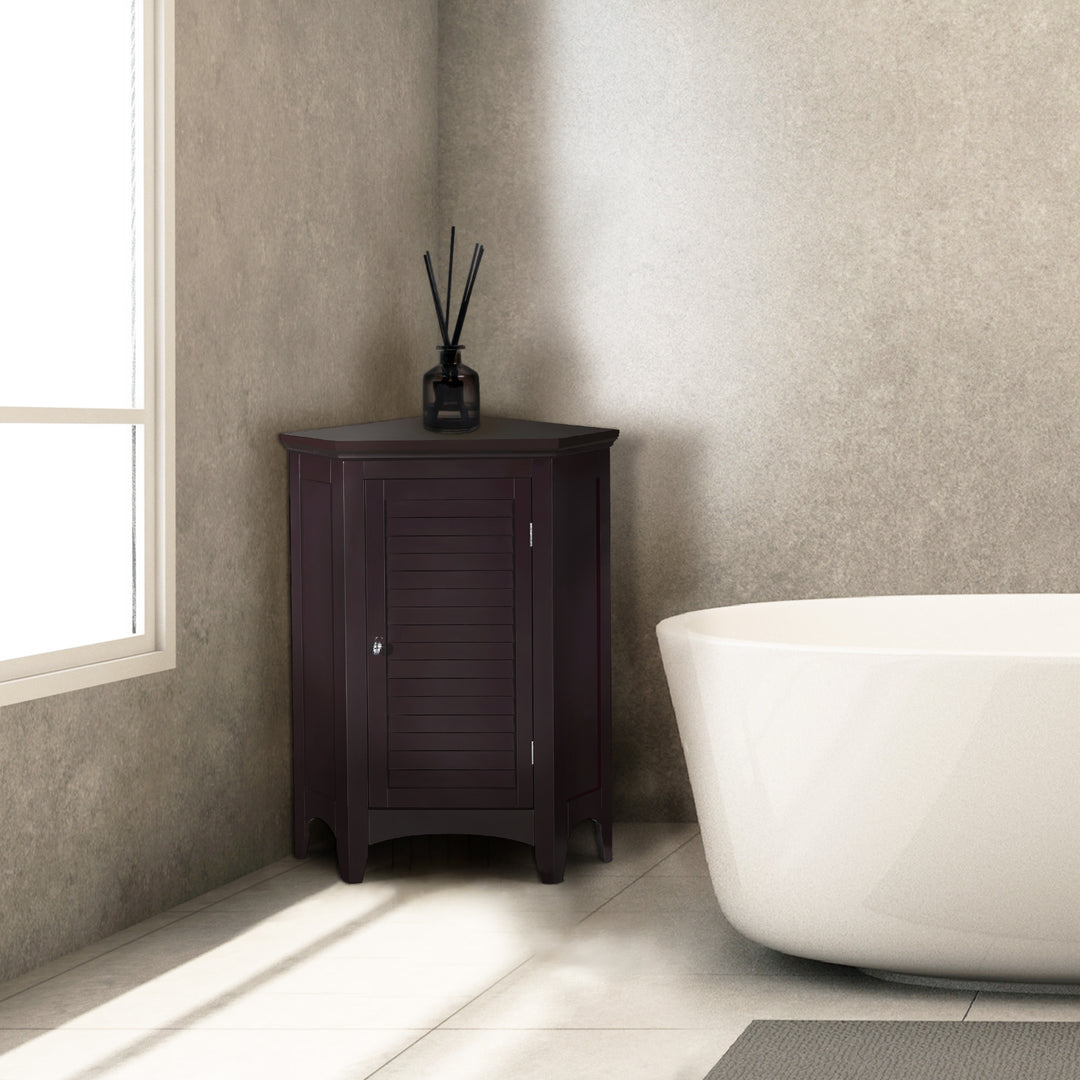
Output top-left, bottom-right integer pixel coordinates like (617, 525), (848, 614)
(705, 1021), (1080, 1079)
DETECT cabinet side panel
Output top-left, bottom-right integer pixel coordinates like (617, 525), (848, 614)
(288, 452), (308, 849)
(341, 460), (369, 822)
(553, 450), (610, 800)
(297, 465), (336, 798)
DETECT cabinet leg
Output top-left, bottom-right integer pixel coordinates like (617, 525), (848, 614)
(534, 829), (568, 884)
(336, 833), (368, 884)
(294, 814), (310, 860)
(593, 818), (613, 863)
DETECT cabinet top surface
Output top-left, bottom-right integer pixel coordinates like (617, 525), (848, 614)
(279, 416), (619, 458)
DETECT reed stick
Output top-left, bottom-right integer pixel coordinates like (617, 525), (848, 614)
(450, 244), (483, 348)
(446, 226), (455, 333)
(423, 250), (450, 346)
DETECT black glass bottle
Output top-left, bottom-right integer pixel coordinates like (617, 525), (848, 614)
(422, 346), (480, 432)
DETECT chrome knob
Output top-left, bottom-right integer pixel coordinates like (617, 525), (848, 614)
(372, 636), (385, 656)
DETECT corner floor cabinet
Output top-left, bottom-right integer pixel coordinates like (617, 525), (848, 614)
(279, 416), (619, 883)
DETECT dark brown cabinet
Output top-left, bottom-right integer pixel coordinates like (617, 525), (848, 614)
(279, 416), (619, 883)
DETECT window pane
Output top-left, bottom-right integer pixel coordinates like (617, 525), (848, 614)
(0, 424), (144, 661)
(0, 4), (142, 409)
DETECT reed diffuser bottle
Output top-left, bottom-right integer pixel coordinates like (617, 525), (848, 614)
(422, 227), (483, 432)
(422, 346), (479, 432)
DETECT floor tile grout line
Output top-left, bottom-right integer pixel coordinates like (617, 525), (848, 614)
(361, 830), (703, 1079)
(361, 953), (539, 1078)
(362, 887), (633, 1076)
(388, 1024), (750, 1032)
(0, 912), (187, 1008)
(0, 890), (409, 1077)
(0, 860), (310, 1006)
(0, 1026), (439, 1034)
(580, 827), (703, 922)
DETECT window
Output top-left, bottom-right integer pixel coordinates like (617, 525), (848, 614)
(0, 0), (175, 706)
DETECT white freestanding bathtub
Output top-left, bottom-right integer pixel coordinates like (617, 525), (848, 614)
(657, 594), (1080, 989)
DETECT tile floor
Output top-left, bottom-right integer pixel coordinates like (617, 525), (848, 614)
(1, 823), (1077, 1079)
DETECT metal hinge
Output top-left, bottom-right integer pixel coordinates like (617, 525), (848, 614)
(529, 522), (533, 547)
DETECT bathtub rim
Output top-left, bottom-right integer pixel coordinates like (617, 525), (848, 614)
(656, 593), (1080, 661)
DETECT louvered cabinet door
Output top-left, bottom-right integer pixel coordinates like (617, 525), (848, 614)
(365, 476), (533, 809)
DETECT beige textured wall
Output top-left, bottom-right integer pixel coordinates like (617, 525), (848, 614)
(439, 0), (1080, 818)
(0, 0), (438, 984)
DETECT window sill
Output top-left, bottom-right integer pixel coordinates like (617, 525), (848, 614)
(0, 647), (175, 707)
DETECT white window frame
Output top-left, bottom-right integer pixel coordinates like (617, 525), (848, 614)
(0, 0), (175, 707)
